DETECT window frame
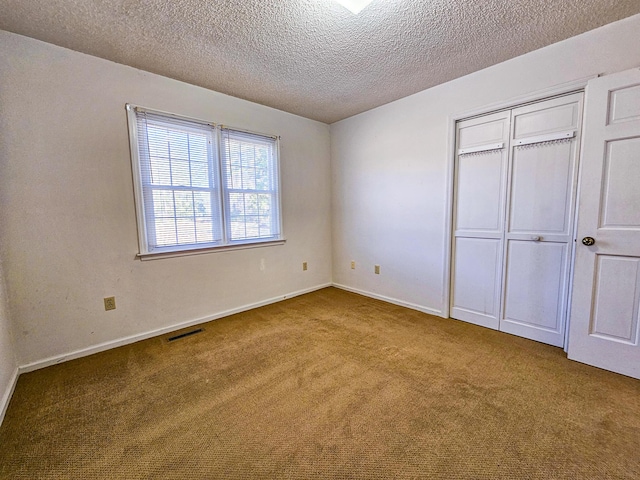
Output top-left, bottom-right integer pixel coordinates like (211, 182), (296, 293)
(126, 104), (285, 260)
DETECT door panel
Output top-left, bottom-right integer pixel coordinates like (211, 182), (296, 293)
(456, 150), (504, 232)
(600, 138), (640, 228)
(591, 256), (640, 343)
(608, 84), (640, 124)
(568, 67), (640, 379)
(501, 241), (567, 346)
(458, 116), (508, 147)
(451, 238), (502, 328)
(513, 101), (580, 139)
(509, 140), (574, 234)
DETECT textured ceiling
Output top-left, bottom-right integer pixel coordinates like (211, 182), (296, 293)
(1, 1), (640, 123)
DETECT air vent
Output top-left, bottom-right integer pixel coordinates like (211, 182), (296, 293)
(167, 328), (203, 342)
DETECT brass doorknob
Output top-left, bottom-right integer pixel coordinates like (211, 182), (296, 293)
(582, 237), (595, 246)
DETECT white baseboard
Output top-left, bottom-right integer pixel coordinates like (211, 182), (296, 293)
(332, 283), (444, 317)
(0, 366), (19, 427)
(19, 283), (332, 374)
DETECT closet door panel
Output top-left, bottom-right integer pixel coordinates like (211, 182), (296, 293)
(458, 116), (506, 147)
(500, 93), (583, 347)
(456, 150), (504, 232)
(513, 101), (581, 139)
(509, 140), (575, 235)
(451, 111), (510, 330)
(502, 241), (568, 346)
(452, 237), (502, 328)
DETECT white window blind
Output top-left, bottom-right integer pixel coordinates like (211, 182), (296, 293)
(127, 105), (283, 257)
(221, 128), (280, 242)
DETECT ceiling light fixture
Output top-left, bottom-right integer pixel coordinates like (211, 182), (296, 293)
(334, 0), (375, 14)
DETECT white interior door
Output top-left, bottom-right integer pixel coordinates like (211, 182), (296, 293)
(500, 94), (583, 347)
(567, 68), (640, 379)
(451, 111), (510, 329)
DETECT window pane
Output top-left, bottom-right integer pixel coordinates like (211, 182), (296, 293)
(154, 219), (177, 246)
(149, 157), (171, 185)
(241, 144), (256, 190)
(229, 192), (245, 215)
(171, 160), (191, 187)
(189, 135), (208, 161)
(245, 193), (258, 215)
(193, 192), (211, 217)
(168, 131), (189, 160)
(195, 218), (214, 243)
(191, 163), (209, 188)
(244, 216), (260, 238)
(152, 190), (175, 217)
(174, 191), (194, 217)
(259, 216), (272, 236)
(225, 192), (277, 240)
(256, 164), (270, 190)
(228, 151), (242, 189)
(176, 218), (196, 244)
(258, 194), (272, 215)
(147, 126), (169, 158)
(230, 219), (245, 239)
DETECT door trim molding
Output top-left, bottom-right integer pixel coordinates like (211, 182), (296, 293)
(442, 76), (594, 320)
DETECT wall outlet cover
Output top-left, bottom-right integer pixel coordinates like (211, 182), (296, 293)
(104, 296), (116, 311)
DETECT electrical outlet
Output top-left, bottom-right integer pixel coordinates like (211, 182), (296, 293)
(104, 296), (116, 311)
(351, 261), (356, 269)
(302, 261), (308, 271)
(374, 265), (380, 274)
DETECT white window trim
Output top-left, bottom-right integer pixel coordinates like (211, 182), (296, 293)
(125, 104), (285, 260)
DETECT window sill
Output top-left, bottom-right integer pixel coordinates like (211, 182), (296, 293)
(137, 238), (286, 261)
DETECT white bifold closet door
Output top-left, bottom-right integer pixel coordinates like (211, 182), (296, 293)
(451, 111), (510, 330)
(452, 93), (583, 347)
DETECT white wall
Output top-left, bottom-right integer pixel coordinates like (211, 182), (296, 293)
(331, 14), (640, 315)
(0, 30), (332, 367)
(0, 257), (18, 424)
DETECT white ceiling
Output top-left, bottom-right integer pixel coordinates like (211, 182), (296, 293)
(1, 0), (639, 123)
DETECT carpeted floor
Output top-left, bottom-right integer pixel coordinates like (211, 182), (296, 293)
(1, 287), (639, 479)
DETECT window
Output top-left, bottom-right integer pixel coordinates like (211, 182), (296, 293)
(126, 105), (283, 258)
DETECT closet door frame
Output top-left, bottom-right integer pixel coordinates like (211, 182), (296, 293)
(442, 77), (593, 349)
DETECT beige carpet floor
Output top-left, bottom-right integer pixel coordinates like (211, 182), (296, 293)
(1, 287), (639, 479)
